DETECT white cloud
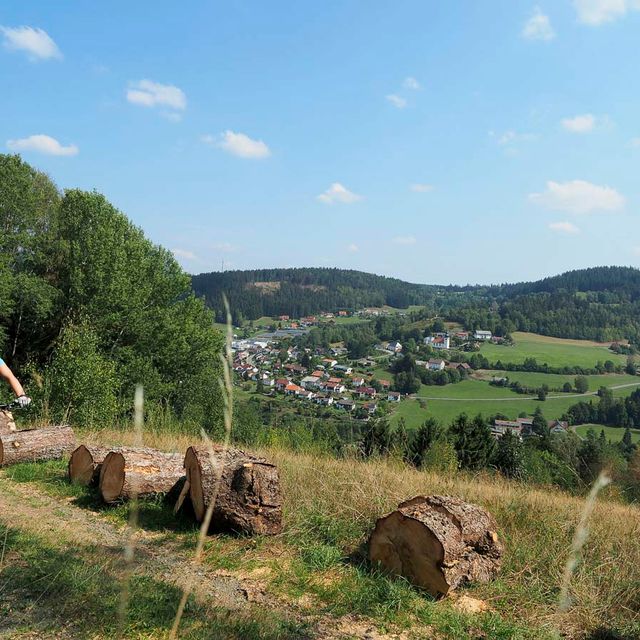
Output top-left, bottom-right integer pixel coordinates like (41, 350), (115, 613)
(632, 246), (640, 256)
(630, 137), (640, 147)
(161, 111), (182, 123)
(403, 77), (421, 90)
(6, 134), (78, 156)
(126, 80), (187, 112)
(410, 183), (434, 192)
(490, 130), (537, 146)
(561, 113), (596, 133)
(0, 26), (61, 60)
(522, 7), (556, 40)
(172, 248), (198, 260)
(317, 183), (362, 205)
(211, 130), (271, 159)
(573, 0), (639, 25)
(386, 94), (407, 109)
(529, 179), (625, 214)
(347, 243), (359, 253)
(393, 236), (417, 245)
(549, 221), (581, 235)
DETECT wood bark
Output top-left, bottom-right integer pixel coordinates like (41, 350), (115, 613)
(68, 445), (112, 486)
(0, 410), (16, 434)
(369, 495), (503, 597)
(99, 447), (185, 503)
(178, 445), (283, 536)
(0, 425), (76, 467)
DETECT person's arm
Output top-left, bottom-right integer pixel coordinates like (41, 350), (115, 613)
(0, 362), (27, 398)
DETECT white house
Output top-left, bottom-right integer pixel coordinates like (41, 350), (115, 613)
(427, 358), (446, 371)
(387, 341), (403, 353)
(474, 330), (492, 341)
(425, 335), (450, 350)
(334, 364), (353, 375)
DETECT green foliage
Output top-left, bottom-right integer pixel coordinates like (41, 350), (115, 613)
(44, 322), (118, 426)
(408, 417), (444, 468)
(422, 439), (459, 475)
(491, 431), (525, 478)
(0, 155), (224, 429)
(575, 375), (589, 394)
(449, 414), (495, 470)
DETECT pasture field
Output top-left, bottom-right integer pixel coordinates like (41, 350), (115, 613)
(390, 394), (583, 428)
(474, 370), (639, 391)
(389, 375), (640, 429)
(479, 332), (627, 368)
(575, 424), (640, 443)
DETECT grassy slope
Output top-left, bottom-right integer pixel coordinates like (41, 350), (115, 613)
(474, 370), (639, 391)
(575, 424), (640, 443)
(3, 429), (638, 639)
(479, 332), (627, 368)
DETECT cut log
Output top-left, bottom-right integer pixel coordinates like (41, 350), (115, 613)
(180, 445), (283, 536)
(68, 445), (113, 486)
(0, 425), (76, 466)
(0, 410), (16, 434)
(99, 448), (185, 503)
(369, 495), (503, 597)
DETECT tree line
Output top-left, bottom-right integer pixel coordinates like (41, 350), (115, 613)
(0, 154), (224, 430)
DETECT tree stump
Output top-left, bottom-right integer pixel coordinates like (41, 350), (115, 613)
(0, 425), (76, 466)
(369, 495), (503, 597)
(99, 448), (185, 503)
(0, 410), (16, 434)
(177, 445), (283, 536)
(68, 445), (113, 486)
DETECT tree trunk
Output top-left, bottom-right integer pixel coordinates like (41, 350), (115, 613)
(369, 495), (503, 597)
(0, 410), (16, 434)
(68, 445), (113, 486)
(99, 448), (185, 503)
(178, 445), (283, 536)
(0, 425), (76, 466)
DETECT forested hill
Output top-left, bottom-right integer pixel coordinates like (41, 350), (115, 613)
(192, 266), (640, 343)
(191, 268), (465, 323)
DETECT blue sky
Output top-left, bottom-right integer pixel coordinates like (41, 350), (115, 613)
(1, 1), (639, 285)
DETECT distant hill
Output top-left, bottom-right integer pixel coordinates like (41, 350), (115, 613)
(192, 265), (640, 343)
(191, 267), (465, 323)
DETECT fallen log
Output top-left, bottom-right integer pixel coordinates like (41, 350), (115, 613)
(0, 425), (76, 466)
(68, 445), (113, 486)
(0, 410), (16, 434)
(99, 448), (184, 503)
(178, 445), (283, 536)
(369, 495), (503, 597)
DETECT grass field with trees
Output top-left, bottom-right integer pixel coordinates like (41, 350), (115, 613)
(479, 332), (627, 369)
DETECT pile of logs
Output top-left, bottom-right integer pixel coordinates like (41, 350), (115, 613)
(68, 442), (283, 536)
(0, 412), (284, 537)
(369, 495), (503, 597)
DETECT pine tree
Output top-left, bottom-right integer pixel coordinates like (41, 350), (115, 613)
(449, 414), (494, 470)
(408, 417), (444, 468)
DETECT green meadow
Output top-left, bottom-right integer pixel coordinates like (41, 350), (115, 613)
(474, 370), (639, 391)
(574, 424), (640, 443)
(479, 332), (627, 368)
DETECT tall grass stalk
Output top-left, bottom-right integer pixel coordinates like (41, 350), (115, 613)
(169, 297), (234, 639)
(117, 384), (144, 637)
(558, 470), (611, 614)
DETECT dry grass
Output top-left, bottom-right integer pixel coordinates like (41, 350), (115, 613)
(79, 426), (640, 638)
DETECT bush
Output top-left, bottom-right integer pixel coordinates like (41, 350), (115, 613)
(43, 322), (118, 427)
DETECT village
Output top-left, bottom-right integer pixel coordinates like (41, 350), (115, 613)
(231, 310), (567, 439)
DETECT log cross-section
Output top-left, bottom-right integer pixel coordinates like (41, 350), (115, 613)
(180, 445), (283, 536)
(0, 425), (76, 466)
(99, 448), (185, 503)
(369, 495), (503, 597)
(68, 445), (113, 486)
